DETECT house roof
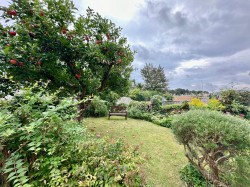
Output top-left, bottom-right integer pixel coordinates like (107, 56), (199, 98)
(173, 95), (195, 102)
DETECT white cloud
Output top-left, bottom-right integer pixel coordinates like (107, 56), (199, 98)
(74, 0), (145, 22)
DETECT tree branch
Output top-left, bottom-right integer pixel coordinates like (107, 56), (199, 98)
(97, 64), (113, 92)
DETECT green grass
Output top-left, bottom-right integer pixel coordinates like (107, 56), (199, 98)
(85, 117), (187, 187)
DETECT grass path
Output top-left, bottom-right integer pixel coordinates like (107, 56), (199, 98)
(85, 117), (187, 187)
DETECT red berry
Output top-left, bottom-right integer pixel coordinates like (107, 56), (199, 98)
(10, 59), (17, 65)
(117, 59), (122, 64)
(6, 44), (10, 47)
(75, 74), (81, 79)
(9, 31), (16, 36)
(36, 61), (42, 65)
(118, 52), (123, 56)
(95, 40), (102, 44)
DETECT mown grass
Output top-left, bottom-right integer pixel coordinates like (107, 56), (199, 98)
(85, 117), (187, 187)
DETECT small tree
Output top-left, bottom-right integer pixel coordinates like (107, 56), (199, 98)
(0, 0), (134, 121)
(172, 110), (250, 187)
(141, 63), (168, 92)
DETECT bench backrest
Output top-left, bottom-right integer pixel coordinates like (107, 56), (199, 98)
(110, 106), (127, 112)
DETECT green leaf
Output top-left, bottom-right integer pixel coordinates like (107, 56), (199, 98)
(4, 167), (14, 173)
(7, 171), (16, 180)
(3, 46), (10, 55)
(17, 167), (27, 174)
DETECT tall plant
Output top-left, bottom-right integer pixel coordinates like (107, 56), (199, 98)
(0, 0), (134, 121)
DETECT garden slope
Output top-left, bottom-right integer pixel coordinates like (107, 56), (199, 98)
(85, 117), (187, 187)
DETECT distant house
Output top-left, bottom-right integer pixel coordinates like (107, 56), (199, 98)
(173, 95), (195, 103)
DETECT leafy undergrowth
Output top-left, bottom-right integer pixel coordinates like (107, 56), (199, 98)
(0, 86), (143, 187)
(85, 117), (187, 187)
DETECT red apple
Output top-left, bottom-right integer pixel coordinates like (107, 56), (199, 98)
(10, 59), (17, 65)
(75, 74), (81, 79)
(9, 31), (16, 36)
(8, 10), (17, 16)
(18, 62), (24, 67)
(39, 11), (45, 17)
(106, 33), (111, 40)
(85, 36), (90, 41)
(95, 40), (102, 44)
(117, 59), (122, 64)
(61, 28), (67, 34)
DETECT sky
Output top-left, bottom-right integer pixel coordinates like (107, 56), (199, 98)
(1, 0), (250, 91)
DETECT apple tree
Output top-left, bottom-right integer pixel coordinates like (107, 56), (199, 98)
(0, 0), (134, 121)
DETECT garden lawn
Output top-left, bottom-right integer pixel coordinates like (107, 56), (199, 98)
(85, 117), (187, 187)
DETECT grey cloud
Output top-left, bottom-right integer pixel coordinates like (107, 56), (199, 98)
(125, 0), (250, 91)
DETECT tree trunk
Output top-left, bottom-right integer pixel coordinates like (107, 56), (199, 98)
(76, 93), (93, 122)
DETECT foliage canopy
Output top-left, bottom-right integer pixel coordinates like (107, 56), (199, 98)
(0, 0), (134, 120)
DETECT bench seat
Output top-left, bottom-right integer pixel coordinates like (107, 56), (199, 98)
(108, 106), (128, 119)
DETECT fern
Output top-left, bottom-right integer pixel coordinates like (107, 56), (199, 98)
(4, 154), (30, 187)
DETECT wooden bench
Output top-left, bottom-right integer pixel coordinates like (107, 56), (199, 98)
(108, 106), (128, 120)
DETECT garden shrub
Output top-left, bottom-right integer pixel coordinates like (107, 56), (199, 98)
(230, 100), (249, 116)
(220, 89), (250, 114)
(163, 92), (174, 101)
(207, 98), (225, 111)
(100, 90), (120, 109)
(180, 164), (213, 187)
(128, 104), (173, 128)
(85, 96), (108, 117)
(161, 103), (189, 114)
(0, 87), (143, 187)
(172, 110), (250, 187)
(188, 98), (206, 109)
(158, 116), (173, 128)
(128, 101), (150, 113)
(150, 95), (162, 111)
(129, 88), (159, 101)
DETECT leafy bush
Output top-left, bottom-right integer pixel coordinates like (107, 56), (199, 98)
(163, 92), (174, 101)
(207, 98), (225, 111)
(172, 110), (250, 187)
(0, 86), (143, 187)
(188, 98), (206, 109)
(180, 164), (213, 187)
(150, 95), (162, 111)
(220, 89), (250, 113)
(85, 96), (108, 117)
(100, 90), (120, 109)
(161, 102), (189, 114)
(129, 88), (160, 101)
(128, 101), (150, 113)
(231, 100), (249, 116)
(152, 116), (173, 128)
